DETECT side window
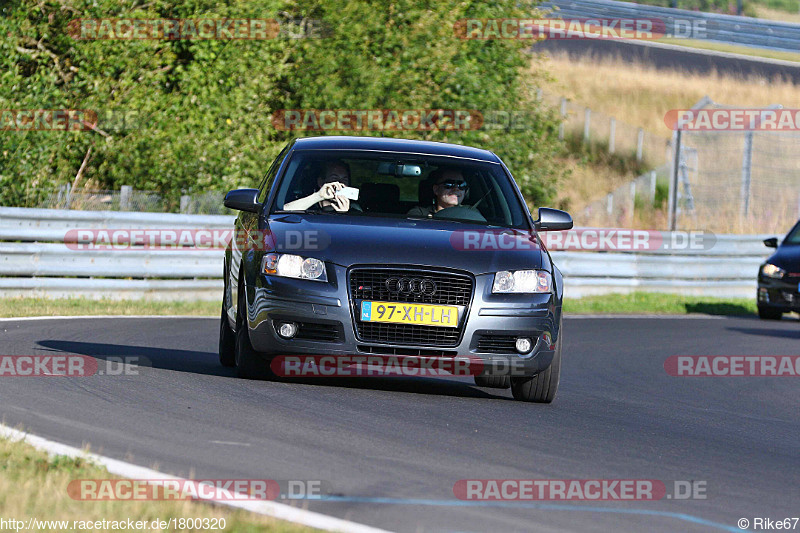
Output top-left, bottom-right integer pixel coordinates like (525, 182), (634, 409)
(257, 144), (290, 203)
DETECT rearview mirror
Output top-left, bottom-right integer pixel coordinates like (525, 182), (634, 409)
(223, 189), (260, 213)
(377, 162), (422, 177)
(535, 207), (573, 231)
(764, 237), (778, 248)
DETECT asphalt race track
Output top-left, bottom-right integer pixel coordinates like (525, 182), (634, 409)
(1, 315), (798, 532)
(535, 39), (800, 84)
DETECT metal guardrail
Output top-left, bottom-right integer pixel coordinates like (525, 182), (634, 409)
(0, 207), (773, 300)
(545, 0), (800, 53)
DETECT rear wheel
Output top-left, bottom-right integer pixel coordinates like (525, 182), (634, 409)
(511, 331), (562, 403)
(219, 301), (236, 367)
(474, 375), (511, 389)
(757, 306), (783, 320)
(235, 282), (272, 380)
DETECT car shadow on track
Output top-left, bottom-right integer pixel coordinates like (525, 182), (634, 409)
(34, 339), (510, 400)
(36, 339), (234, 376)
(726, 326), (800, 339)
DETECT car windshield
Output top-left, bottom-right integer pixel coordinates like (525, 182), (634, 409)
(271, 150), (529, 229)
(783, 221), (800, 244)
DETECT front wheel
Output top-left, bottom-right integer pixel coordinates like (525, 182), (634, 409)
(511, 331), (562, 403)
(757, 306), (783, 320)
(235, 284), (272, 380)
(474, 375), (511, 389)
(219, 301), (236, 367)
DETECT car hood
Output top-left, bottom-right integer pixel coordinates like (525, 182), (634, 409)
(767, 244), (800, 272)
(265, 213), (545, 275)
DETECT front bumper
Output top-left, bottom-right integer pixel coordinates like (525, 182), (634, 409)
(246, 264), (561, 377)
(758, 277), (800, 312)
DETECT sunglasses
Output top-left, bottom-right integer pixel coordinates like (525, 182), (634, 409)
(438, 181), (468, 191)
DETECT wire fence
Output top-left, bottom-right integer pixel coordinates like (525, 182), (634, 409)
(540, 90), (671, 168)
(580, 164), (671, 227)
(673, 101), (800, 234)
(39, 184), (233, 215)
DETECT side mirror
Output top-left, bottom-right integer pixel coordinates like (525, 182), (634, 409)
(535, 207), (573, 231)
(224, 189), (260, 213)
(764, 237), (778, 248)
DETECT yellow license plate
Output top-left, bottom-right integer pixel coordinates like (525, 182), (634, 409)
(360, 301), (458, 328)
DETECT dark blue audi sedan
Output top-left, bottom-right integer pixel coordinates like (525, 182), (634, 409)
(219, 136), (572, 403)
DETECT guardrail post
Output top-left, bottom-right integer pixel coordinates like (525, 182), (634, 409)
(740, 131), (753, 219)
(668, 130), (681, 231)
(629, 181), (636, 223)
(637, 128), (645, 162)
(558, 98), (567, 140)
(649, 171), (657, 204)
(180, 195), (191, 214)
(606, 193), (613, 216)
(120, 186), (132, 211)
(583, 107), (591, 143)
(609, 118), (616, 154)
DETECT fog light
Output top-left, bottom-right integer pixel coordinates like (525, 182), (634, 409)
(277, 322), (298, 339)
(758, 288), (769, 302)
(515, 337), (532, 354)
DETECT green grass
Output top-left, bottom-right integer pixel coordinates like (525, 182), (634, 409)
(0, 432), (316, 532)
(564, 292), (758, 315)
(656, 38), (800, 63)
(0, 297), (218, 318)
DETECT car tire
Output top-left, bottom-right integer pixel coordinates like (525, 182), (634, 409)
(757, 306), (783, 320)
(219, 300), (236, 367)
(474, 375), (511, 389)
(235, 282), (272, 380)
(511, 331), (562, 403)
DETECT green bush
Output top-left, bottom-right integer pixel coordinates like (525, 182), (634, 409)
(0, 0), (566, 210)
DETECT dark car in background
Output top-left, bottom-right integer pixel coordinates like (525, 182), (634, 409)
(758, 222), (800, 320)
(218, 136), (572, 403)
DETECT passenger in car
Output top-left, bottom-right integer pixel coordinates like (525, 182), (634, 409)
(283, 160), (360, 212)
(407, 168), (468, 217)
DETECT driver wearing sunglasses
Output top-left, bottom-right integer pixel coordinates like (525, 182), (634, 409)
(407, 168), (468, 218)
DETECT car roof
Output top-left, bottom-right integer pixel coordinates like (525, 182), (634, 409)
(292, 136), (501, 163)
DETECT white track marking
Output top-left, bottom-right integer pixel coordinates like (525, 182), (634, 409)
(0, 424), (392, 533)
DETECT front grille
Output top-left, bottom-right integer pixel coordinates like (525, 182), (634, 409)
(476, 335), (518, 354)
(349, 267), (473, 347)
(350, 268), (472, 306)
(358, 345), (457, 357)
(295, 322), (340, 342)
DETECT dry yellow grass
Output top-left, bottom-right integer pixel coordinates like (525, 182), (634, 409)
(534, 52), (800, 229)
(753, 5), (800, 22)
(539, 52), (800, 137)
(550, 152), (644, 212)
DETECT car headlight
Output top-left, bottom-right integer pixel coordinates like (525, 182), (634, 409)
(262, 253), (327, 281)
(761, 263), (786, 279)
(492, 270), (552, 293)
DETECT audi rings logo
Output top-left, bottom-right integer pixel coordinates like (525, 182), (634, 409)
(385, 277), (437, 296)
